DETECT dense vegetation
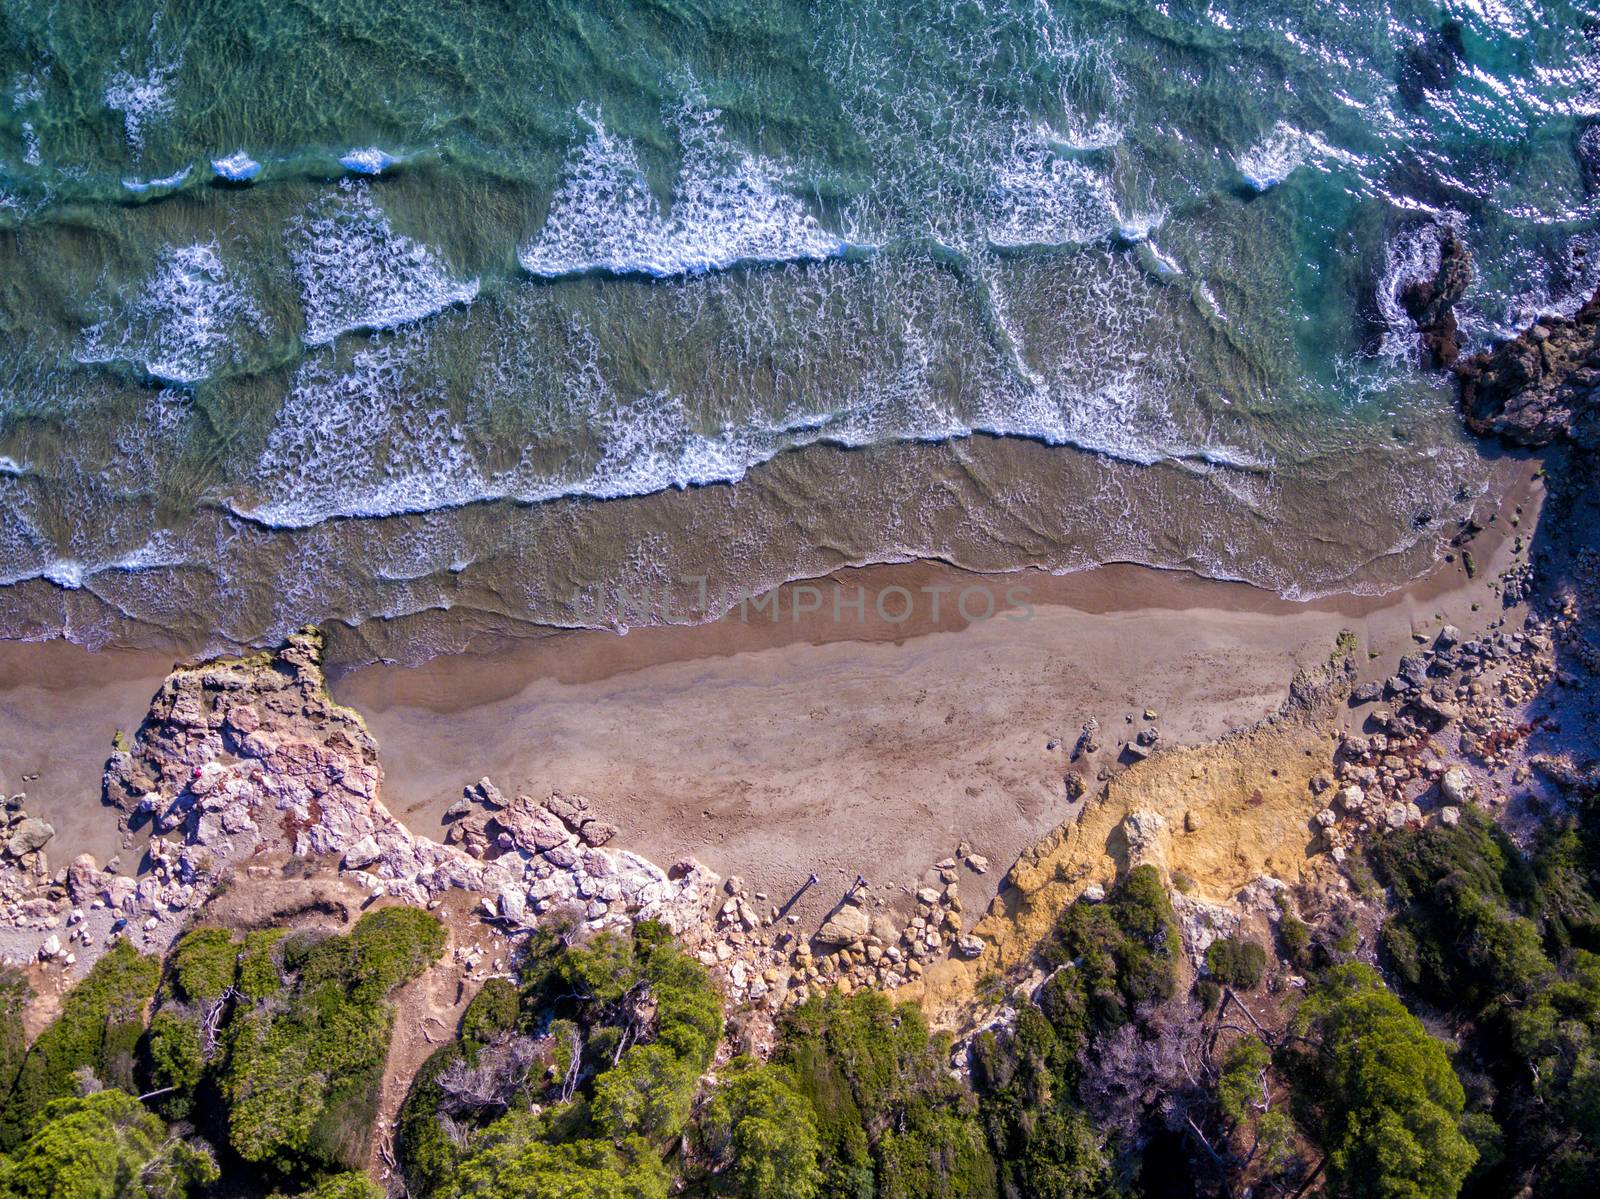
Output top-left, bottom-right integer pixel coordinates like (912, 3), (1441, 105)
(0, 905), (445, 1197)
(1370, 804), (1600, 1195)
(9, 796), (1600, 1198)
(0, 941), (158, 1148)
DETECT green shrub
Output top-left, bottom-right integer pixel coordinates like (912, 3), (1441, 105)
(219, 909), (444, 1178)
(143, 1011), (204, 1118)
(395, 1044), (466, 1199)
(447, 1112), (667, 1199)
(1205, 937), (1267, 989)
(0, 941), (159, 1148)
(403, 922), (722, 1198)
(461, 978), (519, 1052)
(777, 990), (996, 1199)
(169, 928), (239, 1006)
(280, 1172), (385, 1199)
(0, 970), (31, 1102)
(1277, 915), (1312, 970)
(1044, 865), (1179, 1030)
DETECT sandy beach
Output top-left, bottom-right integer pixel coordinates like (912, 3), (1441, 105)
(0, 456), (1538, 929)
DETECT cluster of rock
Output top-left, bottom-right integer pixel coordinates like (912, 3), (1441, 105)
(693, 845), (992, 1012)
(1, 794), (62, 948)
(444, 783), (618, 855)
(2, 630), (716, 974)
(0, 795), (186, 971)
(1313, 613), (1560, 859)
(1458, 281), (1600, 449)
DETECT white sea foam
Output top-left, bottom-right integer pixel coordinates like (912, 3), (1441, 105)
(1236, 121), (1356, 191)
(340, 147), (397, 175)
(242, 335), (478, 526)
(122, 166), (190, 193)
(212, 151), (260, 181)
(520, 104), (844, 278)
(986, 128), (1117, 248)
(291, 180), (479, 347)
(104, 60), (177, 152)
(78, 241), (262, 384)
(79, 236), (262, 379)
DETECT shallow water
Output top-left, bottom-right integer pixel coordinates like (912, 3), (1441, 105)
(0, 0), (1594, 657)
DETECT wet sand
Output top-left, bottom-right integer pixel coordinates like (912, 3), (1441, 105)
(0, 456), (1539, 923)
(329, 457), (1538, 923)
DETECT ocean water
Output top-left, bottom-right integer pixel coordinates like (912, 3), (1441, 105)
(0, 0), (1594, 658)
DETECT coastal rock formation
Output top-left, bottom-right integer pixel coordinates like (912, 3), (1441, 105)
(1458, 283), (1600, 447)
(1400, 225), (1472, 368)
(0, 629), (716, 974)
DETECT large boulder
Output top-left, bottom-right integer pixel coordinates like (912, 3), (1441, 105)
(1440, 767), (1475, 806)
(814, 902), (871, 947)
(1398, 225), (1472, 368)
(5, 816), (53, 858)
(492, 799), (572, 853)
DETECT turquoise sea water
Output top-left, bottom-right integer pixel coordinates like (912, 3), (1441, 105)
(0, 0), (1594, 656)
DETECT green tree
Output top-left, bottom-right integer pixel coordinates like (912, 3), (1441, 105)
(698, 1058), (822, 1199)
(1294, 965), (1475, 1199)
(448, 1112), (667, 1199)
(0, 1089), (216, 1199)
(279, 1172), (384, 1199)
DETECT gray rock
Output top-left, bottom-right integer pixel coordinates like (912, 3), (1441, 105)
(474, 778), (507, 809)
(1082, 882), (1106, 903)
(497, 888), (527, 922)
(1439, 806), (1461, 828)
(965, 854), (989, 874)
(342, 835), (382, 870)
(492, 800), (570, 853)
(1435, 625), (1462, 649)
(954, 934), (985, 959)
(1440, 766), (1474, 806)
(578, 820), (618, 848)
(814, 903), (871, 947)
(544, 844), (579, 870)
(443, 798), (472, 820)
(5, 817), (53, 858)
(544, 792), (590, 829)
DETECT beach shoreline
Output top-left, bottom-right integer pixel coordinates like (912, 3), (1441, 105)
(0, 453), (1538, 931)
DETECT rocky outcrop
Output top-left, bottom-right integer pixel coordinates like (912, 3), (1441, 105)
(1400, 226), (1472, 368)
(1458, 284), (1600, 448)
(90, 629), (713, 942)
